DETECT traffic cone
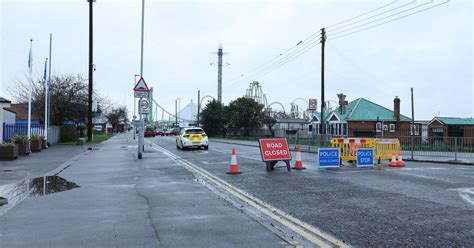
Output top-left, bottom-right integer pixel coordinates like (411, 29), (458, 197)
(292, 145), (306, 170)
(226, 148), (242, 174)
(397, 153), (405, 167)
(390, 154), (397, 167)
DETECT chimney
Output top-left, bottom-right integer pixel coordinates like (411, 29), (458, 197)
(394, 96), (400, 122)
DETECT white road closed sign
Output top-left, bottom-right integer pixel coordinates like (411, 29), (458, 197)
(139, 99), (149, 114)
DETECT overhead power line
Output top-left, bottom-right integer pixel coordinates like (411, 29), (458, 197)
(327, 0), (417, 32)
(328, 0), (436, 37)
(329, 0), (450, 41)
(326, 0), (399, 29)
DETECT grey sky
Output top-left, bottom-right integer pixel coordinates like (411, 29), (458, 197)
(1, 0), (473, 120)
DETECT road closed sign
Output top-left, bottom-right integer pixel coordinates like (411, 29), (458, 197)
(258, 138), (291, 161)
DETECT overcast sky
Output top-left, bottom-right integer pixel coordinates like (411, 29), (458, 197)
(1, 0), (472, 121)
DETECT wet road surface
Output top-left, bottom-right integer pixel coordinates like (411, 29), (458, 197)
(152, 135), (474, 247)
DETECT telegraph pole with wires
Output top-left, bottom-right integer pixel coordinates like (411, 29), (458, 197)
(217, 44), (223, 103)
(320, 28), (326, 146)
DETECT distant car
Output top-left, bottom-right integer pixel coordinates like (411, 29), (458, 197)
(165, 128), (179, 136)
(94, 126), (103, 133)
(156, 129), (164, 136)
(176, 127), (208, 150)
(144, 127), (156, 137)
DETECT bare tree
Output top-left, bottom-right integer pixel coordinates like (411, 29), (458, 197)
(8, 74), (110, 125)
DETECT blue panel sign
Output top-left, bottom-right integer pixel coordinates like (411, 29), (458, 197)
(356, 148), (374, 167)
(318, 148), (340, 168)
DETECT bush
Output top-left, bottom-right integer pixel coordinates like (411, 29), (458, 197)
(11, 135), (30, 144)
(60, 125), (77, 142)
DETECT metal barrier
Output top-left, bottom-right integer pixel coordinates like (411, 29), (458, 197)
(2, 123), (45, 143)
(374, 139), (401, 160)
(330, 138), (400, 161)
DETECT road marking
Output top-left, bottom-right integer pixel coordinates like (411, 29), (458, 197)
(450, 188), (474, 206)
(150, 142), (349, 248)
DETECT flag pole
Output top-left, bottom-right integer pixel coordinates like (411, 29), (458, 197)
(48, 33), (52, 145)
(27, 39), (33, 139)
(44, 58), (48, 145)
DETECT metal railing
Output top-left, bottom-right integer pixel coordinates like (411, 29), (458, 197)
(2, 123), (45, 143)
(211, 128), (474, 162)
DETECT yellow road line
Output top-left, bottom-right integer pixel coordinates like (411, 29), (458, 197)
(150, 143), (349, 248)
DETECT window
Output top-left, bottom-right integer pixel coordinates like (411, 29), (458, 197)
(410, 124), (419, 136)
(376, 122), (382, 132)
(389, 124), (395, 132)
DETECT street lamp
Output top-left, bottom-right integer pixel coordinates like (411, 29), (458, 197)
(87, 0), (96, 142)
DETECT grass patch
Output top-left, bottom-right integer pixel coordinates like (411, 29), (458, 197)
(55, 133), (114, 146)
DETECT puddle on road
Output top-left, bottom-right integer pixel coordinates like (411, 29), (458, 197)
(0, 176), (79, 213)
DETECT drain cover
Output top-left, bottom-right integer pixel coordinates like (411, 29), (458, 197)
(0, 197), (8, 206)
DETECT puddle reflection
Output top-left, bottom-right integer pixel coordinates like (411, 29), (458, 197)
(0, 176), (79, 214)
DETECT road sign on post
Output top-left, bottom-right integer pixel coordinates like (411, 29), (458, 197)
(356, 148), (374, 168)
(318, 148), (340, 168)
(308, 98), (317, 110)
(139, 99), (149, 114)
(133, 76), (150, 160)
(258, 138), (292, 172)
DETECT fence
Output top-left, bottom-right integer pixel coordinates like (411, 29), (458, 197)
(2, 123), (45, 143)
(211, 128), (474, 162)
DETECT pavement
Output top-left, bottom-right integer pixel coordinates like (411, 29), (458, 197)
(152, 136), (474, 247)
(0, 133), (290, 248)
(210, 138), (474, 164)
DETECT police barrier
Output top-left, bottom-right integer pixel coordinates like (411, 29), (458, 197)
(330, 138), (400, 162)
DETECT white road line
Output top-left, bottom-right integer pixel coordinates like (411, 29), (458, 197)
(149, 141), (349, 248)
(450, 188), (474, 206)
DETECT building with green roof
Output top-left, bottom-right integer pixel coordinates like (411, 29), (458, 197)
(311, 96), (413, 138)
(427, 117), (474, 144)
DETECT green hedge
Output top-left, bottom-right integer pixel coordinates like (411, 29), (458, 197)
(60, 125), (77, 142)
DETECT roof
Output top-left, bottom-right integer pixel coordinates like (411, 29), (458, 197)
(430, 117), (474, 126)
(177, 101), (198, 122)
(334, 98), (411, 122)
(0, 97), (11, 103)
(276, 118), (310, 124)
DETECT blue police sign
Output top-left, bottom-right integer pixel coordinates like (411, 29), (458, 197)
(318, 148), (340, 168)
(356, 148), (374, 167)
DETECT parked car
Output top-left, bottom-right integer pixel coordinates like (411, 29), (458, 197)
(165, 128), (179, 136)
(144, 126), (156, 137)
(176, 127), (208, 150)
(156, 129), (165, 136)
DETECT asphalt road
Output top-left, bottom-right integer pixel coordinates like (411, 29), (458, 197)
(152, 135), (474, 247)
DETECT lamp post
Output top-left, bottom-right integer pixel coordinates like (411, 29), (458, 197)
(87, 0), (96, 142)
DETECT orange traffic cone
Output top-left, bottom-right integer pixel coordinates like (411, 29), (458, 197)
(226, 148), (242, 174)
(292, 145), (306, 170)
(397, 153), (405, 167)
(390, 155), (397, 167)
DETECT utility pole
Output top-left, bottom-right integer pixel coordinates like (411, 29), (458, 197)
(320, 28), (326, 146)
(87, 0), (95, 142)
(411, 87), (415, 160)
(197, 90), (200, 127)
(217, 44), (223, 103)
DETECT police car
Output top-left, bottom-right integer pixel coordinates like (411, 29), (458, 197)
(176, 127), (209, 150)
